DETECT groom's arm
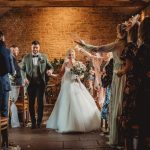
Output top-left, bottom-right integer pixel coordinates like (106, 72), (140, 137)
(45, 56), (53, 70)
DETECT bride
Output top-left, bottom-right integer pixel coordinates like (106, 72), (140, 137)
(46, 48), (101, 133)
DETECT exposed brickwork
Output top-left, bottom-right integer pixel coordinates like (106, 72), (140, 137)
(0, 7), (128, 60)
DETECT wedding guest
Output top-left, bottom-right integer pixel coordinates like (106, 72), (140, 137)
(10, 45), (22, 85)
(133, 16), (150, 150)
(99, 52), (111, 107)
(22, 40), (53, 129)
(101, 56), (113, 133)
(75, 22), (128, 146)
(116, 18), (139, 149)
(75, 45), (104, 109)
(0, 31), (15, 117)
(83, 56), (95, 96)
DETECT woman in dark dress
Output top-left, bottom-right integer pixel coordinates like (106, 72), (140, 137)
(101, 58), (113, 133)
(133, 17), (150, 150)
(116, 19), (139, 149)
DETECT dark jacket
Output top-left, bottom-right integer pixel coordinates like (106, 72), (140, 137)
(12, 56), (22, 85)
(133, 44), (150, 89)
(133, 43), (150, 134)
(101, 58), (113, 88)
(0, 41), (15, 92)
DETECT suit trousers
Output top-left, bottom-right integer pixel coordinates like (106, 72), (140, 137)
(27, 81), (45, 125)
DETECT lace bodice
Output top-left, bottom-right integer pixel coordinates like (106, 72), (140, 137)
(61, 67), (72, 83)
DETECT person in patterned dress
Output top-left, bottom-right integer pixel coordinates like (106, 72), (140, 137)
(116, 17), (139, 149)
(101, 57), (113, 133)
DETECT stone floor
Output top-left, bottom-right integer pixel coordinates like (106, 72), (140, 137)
(9, 127), (113, 150)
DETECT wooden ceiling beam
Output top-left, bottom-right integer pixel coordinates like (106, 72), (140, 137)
(112, 6), (141, 15)
(0, 0), (148, 7)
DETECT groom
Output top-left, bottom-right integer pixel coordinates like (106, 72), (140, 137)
(22, 40), (53, 129)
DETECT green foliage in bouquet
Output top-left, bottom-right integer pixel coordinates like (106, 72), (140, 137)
(70, 61), (86, 76)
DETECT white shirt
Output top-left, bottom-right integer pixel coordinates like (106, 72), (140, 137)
(32, 53), (39, 66)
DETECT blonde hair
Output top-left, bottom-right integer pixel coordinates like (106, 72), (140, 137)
(66, 48), (75, 59)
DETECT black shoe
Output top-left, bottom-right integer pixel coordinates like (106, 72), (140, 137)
(31, 124), (36, 129)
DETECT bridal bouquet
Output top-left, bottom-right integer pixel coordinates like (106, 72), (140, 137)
(70, 61), (86, 80)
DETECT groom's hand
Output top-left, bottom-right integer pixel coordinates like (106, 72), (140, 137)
(24, 78), (29, 86)
(46, 69), (53, 76)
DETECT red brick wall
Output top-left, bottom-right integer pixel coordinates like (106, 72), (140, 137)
(0, 7), (128, 60)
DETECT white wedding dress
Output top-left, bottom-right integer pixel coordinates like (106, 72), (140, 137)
(46, 66), (101, 133)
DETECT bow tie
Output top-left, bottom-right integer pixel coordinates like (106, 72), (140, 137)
(32, 55), (38, 58)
